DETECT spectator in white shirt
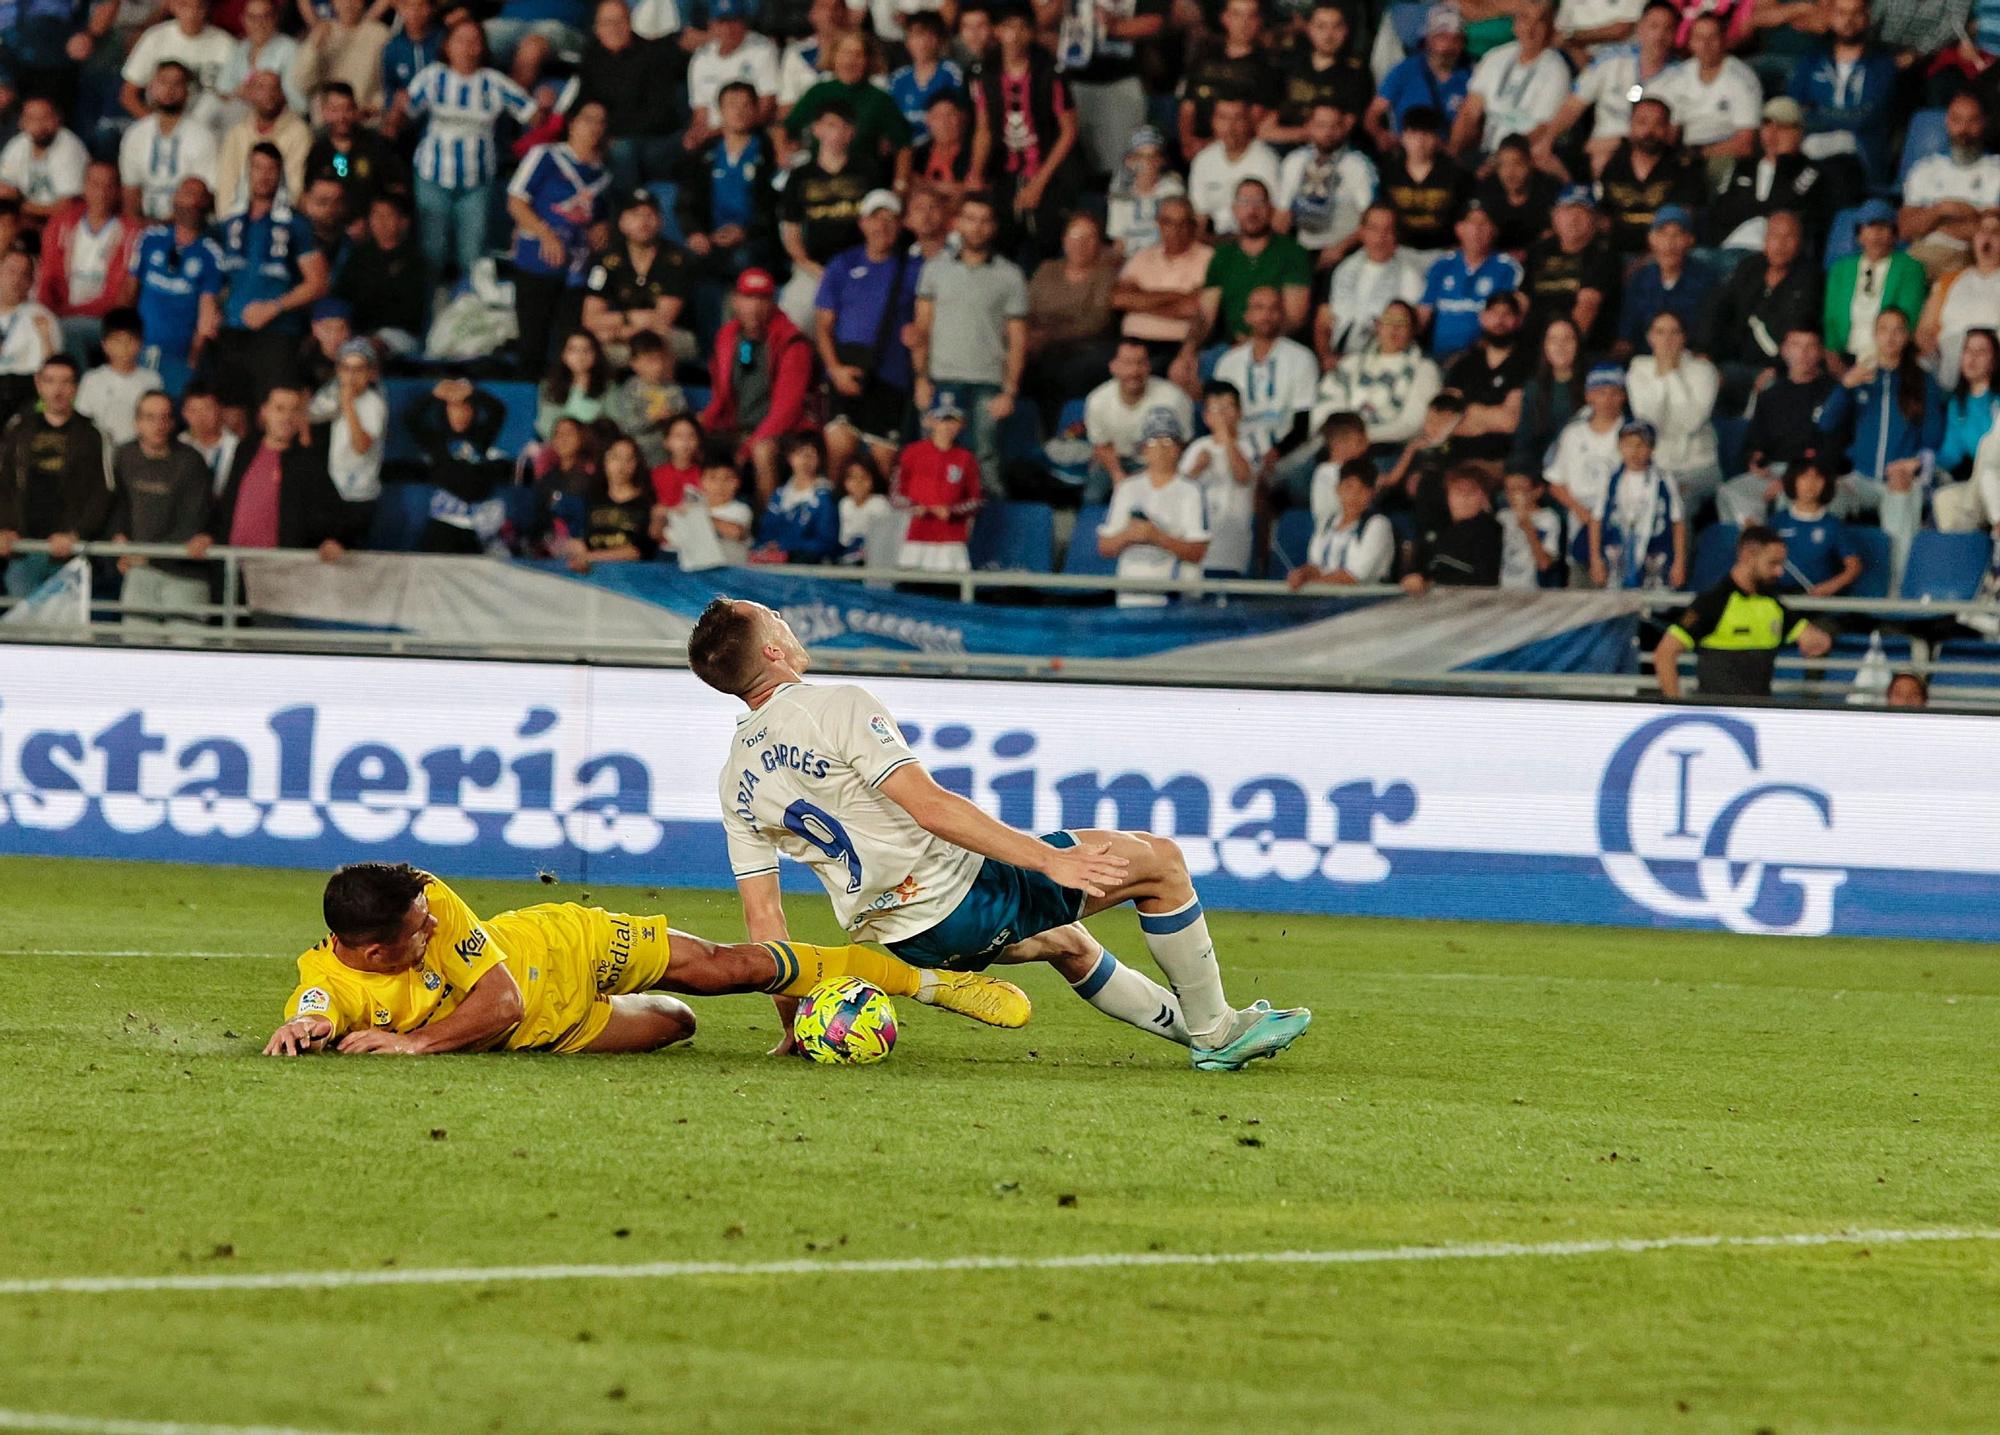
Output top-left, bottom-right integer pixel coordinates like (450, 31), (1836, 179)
(1212, 284), (1320, 459)
(1541, 0), (1677, 178)
(1274, 103), (1377, 263)
(1098, 405), (1210, 606)
(217, 0), (307, 128)
(0, 98), (90, 224)
(1317, 204), (1426, 361)
(1288, 458), (1392, 587)
(120, 63), (221, 224)
(1918, 210), (2000, 384)
(1649, 13), (1760, 172)
(121, 0), (238, 137)
(1084, 336), (1196, 498)
(1187, 99), (1280, 238)
(1624, 310), (1720, 506)
(1545, 363), (1629, 559)
(1555, 0), (1643, 62)
(1453, 2), (1569, 160)
(1900, 94), (2000, 282)
(1178, 379), (1264, 574)
(686, 0), (783, 133)
(75, 309), (163, 447)
(308, 338), (388, 510)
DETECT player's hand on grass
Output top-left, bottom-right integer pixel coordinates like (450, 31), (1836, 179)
(1042, 840), (1128, 898)
(336, 1029), (425, 1054)
(263, 1016), (333, 1056)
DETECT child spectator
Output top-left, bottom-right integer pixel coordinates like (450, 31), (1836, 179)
(838, 451), (896, 564)
(1106, 127), (1185, 257)
(1774, 454), (1862, 597)
(1097, 407), (1211, 607)
(532, 415), (599, 548)
(651, 413), (705, 508)
(535, 329), (611, 439)
(566, 436), (657, 572)
(1589, 419), (1687, 590)
(1179, 379), (1261, 575)
(1402, 464), (1502, 593)
(603, 330), (688, 470)
(75, 308), (162, 448)
(1499, 469), (1567, 590)
(755, 432), (841, 563)
(895, 399), (982, 573)
(412, 377), (512, 554)
(697, 456), (755, 566)
(307, 338), (387, 516)
(1288, 459), (1393, 588)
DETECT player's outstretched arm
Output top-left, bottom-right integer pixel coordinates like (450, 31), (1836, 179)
(338, 964), (527, 1055)
(878, 765), (1130, 897)
(263, 1015), (333, 1056)
(737, 871), (803, 1055)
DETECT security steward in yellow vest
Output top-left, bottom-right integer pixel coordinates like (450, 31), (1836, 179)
(1653, 525), (1835, 699)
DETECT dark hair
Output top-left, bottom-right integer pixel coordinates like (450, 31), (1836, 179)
(101, 306), (143, 341)
(136, 388), (173, 415)
(904, 9), (947, 37)
(1202, 378), (1242, 404)
(544, 329), (609, 401)
(1878, 312), (1929, 425)
(368, 191), (411, 219)
(182, 379), (220, 404)
(628, 329), (668, 358)
(1537, 316), (1586, 407)
(319, 80), (357, 104)
(38, 354), (79, 379)
(1337, 457), (1375, 487)
(814, 98), (857, 125)
(1320, 410), (1366, 449)
(784, 430), (826, 471)
(1959, 327), (1999, 382)
(1738, 524), (1783, 552)
(959, 192), (998, 218)
(1782, 458), (1832, 505)
(842, 449), (886, 496)
(717, 80), (758, 108)
(1640, 0), (1680, 19)
(598, 434), (644, 490)
(687, 596), (765, 695)
(249, 141), (285, 170)
(661, 411), (702, 447)
(323, 862), (428, 945)
(154, 60), (192, 84)
(1494, 134), (1532, 160)
(1401, 105), (1442, 134)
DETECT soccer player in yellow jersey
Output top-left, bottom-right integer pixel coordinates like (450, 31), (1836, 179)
(262, 863), (1029, 1056)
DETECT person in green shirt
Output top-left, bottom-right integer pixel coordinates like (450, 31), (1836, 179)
(1171, 177), (1312, 391)
(785, 32), (913, 182)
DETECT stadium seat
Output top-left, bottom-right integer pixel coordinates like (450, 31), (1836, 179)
(1898, 531), (1990, 601)
(1054, 397), (1087, 438)
(1063, 503), (1116, 575)
(368, 482), (435, 552)
(1847, 525), (1893, 600)
(969, 500), (1056, 572)
(1271, 509), (1315, 571)
(1822, 206), (1862, 269)
(1713, 415), (1749, 479)
(1898, 109), (1949, 186)
(1691, 523), (1740, 590)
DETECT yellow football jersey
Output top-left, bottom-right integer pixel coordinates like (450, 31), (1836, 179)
(282, 880), (671, 1054)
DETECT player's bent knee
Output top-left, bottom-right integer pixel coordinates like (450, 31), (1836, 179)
(584, 994), (697, 1054)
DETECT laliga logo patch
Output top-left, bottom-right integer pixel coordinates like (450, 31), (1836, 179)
(868, 714), (897, 746)
(296, 987), (330, 1014)
(1597, 713), (1844, 936)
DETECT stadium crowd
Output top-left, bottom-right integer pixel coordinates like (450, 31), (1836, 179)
(0, 0), (1999, 616)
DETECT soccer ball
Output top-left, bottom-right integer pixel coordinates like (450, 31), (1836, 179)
(793, 978), (898, 1065)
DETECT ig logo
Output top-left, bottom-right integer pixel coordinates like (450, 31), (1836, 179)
(1596, 713), (1845, 936)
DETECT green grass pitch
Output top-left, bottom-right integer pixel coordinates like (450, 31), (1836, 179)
(2, 854), (1999, 1434)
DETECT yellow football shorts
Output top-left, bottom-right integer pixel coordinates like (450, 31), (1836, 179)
(487, 903), (675, 1054)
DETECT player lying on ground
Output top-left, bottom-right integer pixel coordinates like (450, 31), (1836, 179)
(262, 863), (1028, 1056)
(687, 600), (1312, 1072)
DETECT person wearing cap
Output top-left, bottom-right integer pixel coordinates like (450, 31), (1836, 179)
(306, 334), (387, 527)
(75, 308), (163, 449)
(886, 12), (966, 150)
(672, 80), (781, 280)
(778, 98), (884, 330)
(1899, 94), (2000, 282)
(1823, 199), (1927, 368)
(1177, 0), (1275, 158)
(1417, 200), (1523, 362)
(1545, 363), (1630, 564)
(1786, 0), (1898, 193)
(581, 188), (695, 368)
(1615, 204), (1716, 358)
(1526, 184), (1619, 350)
(685, 0), (781, 134)
(1267, 3), (1372, 149)
(1097, 405), (1210, 607)
(1320, 204), (1427, 361)
(1375, 104), (1472, 260)
(126, 177), (225, 403)
(1368, 4), (1469, 150)
(204, 142), (331, 413)
(1706, 98), (1850, 253)
(700, 268), (816, 504)
(912, 193), (1029, 495)
(1647, 11), (1761, 176)
(1452, 1), (1570, 160)
(1540, 0), (1677, 179)
(1597, 96), (1706, 257)
(1060, 0), (1166, 183)
(1587, 416), (1686, 589)
(972, 1), (1079, 248)
(1105, 125), (1186, 256)
(1652, 524), (1834, 699)
(816, 187), (924, 477)
(894, 398), (982, 573)
(787, 31), (914, 172)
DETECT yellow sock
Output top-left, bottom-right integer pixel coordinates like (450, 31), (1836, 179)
(762, 942), (921, 999)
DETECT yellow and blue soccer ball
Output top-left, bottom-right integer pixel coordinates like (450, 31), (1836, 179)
(793, 978), (898, 1065)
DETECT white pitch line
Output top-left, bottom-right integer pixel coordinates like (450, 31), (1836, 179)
(2, 1227), (1995, 1299)
(0, 951), (270, 960)
(0, 1412), (362, 1435)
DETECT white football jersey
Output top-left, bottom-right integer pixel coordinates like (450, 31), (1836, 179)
(719, 683), (982, 943)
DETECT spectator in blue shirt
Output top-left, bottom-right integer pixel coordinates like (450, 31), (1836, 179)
(754, 431), (842, 563)
(1818, 307), (1947, 586)
(126, 176), (225, 399)
(508, 97), (613, 374)
(1774, 454), (1862, 595)
(1418, 200), (1521, 360)
(886, 12), (964, 146)
(1787, 0), (1900, 192)
(673, 80), (781, 280)
(203, 144), (330, 415)
(1366, 5), (1469, 148)
(1616, 205), (1716, 357)
(815, 187), (923, 479)
(379, 0), (445, 143)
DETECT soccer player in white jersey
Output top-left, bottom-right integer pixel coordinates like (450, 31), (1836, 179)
(688, 599), (1313, 1072)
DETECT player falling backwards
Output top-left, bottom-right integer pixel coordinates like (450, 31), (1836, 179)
(262, 863), (1028, 1056)
(687, 599), (1311, 1071)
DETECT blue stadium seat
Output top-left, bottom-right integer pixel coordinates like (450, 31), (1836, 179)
(1063, 503), (1116, 576)
(1054, 397), (1087, 438)
(1271, 508), (1314, 570)
(1713, 415), (1749, 479)
(1933, 639), (2000, 689)
(1822, 206), (1862, 269)
(969, 500), (1056, 572)
(1691, 523), (1740, 590)
(1898, 109), (1949, 186)
(1899, 531), (1990, 601)
(368, 482), (435, 552)
(1847, 525), (1892, 599)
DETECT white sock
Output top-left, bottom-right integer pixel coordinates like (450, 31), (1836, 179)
(1139, 897), (1230, 1043)
(1069, 950), (1190, 1046)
